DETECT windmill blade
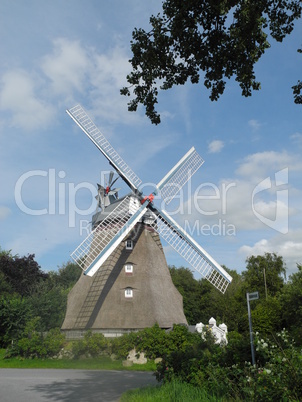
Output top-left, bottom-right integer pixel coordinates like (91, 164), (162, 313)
(71, 196), (148, 276)
(108, 187), (121, 195)
(149, 209), (232, 293)
(108, 171), (114, 186)
(110, 176), (119, 188)
(156, 147), (204, 205)
(95, 185), (105, 207)
(66, 105), (142, 192)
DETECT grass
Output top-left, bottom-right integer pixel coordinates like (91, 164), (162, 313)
(121, 379), (222, 402)
(0, 349), (156, 371)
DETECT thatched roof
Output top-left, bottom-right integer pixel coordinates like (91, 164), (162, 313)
(62, 222), (187, 331)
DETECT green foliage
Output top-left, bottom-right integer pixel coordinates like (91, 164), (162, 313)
(155, 329), (219, 385)
(0, 253), (48, 297)
(252, 296), (283, 336)
(218, 331), (251, 366)
(280, 264), (302, 344)
(170, 265), (246, 332)
(155, 329), (302, 401)
(0, 295), (32, 346)
(111, 324), (201, 360)
(48, 262), (81, 289)
(169, 266), (201, 324)
(121, 0), (302, 124)
(7, 317), (65, 359)
(71, 330), (108, 358)
(0, 251), (82, 344)
(27, 283), (69, 331)
(243, 253), (286, 298)
(43, 328), (66, 356)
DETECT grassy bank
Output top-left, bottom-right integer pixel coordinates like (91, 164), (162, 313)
(0, 349), (156, 371)
(121, 379), (222, 402)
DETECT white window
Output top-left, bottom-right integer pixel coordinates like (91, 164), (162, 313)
(125, 240), (133, 250)
(125, 288), (133, 298)
(125, 264), (133, 274)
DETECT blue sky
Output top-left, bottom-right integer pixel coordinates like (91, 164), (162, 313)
(0, 0), (301, 278)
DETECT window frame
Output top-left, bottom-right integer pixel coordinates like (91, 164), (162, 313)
(125, 263), (133, 274)
(125, 288), (133, 298)
(125, 239), (133, 250)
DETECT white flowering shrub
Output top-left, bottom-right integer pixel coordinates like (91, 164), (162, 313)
(155, 329), (302, 401)
(239, 330), (302, 400)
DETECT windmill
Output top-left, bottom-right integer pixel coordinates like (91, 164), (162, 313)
(93, 171), (121, 228)
(61, 104), (232, 338)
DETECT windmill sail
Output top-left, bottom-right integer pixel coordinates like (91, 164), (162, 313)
(66, 105), (142, 192)
(66, 104), (232, 293)
(156, 147), (204, 205)
(150, 209), (232, 293)
(71, 196), (148, 276)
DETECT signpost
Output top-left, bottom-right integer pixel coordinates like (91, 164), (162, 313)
(246, 291), (259, 365)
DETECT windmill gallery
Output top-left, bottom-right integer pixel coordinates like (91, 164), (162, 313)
(61, 105), (232, 338)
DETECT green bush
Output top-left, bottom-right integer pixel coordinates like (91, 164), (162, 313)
(14, 317), (45, 358)
(155, 328), (302, 401)
(71, 330), (108, 358)
(155, 329), (219, 385)
(110, 324), (202, 360)
(6, 317), (65, 358)
(43, 328), (66, 356)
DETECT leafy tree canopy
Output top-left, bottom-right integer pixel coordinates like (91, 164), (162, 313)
(121, 0), (302, 124)
(0, 252), (47, 298)
(242, 252), (286, 298)
(48, 261), (81, 289)
(280, 264), (302, 341)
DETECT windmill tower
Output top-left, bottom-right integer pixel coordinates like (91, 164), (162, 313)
(61, 105), (232, 338)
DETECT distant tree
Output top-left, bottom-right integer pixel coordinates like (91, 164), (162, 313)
(280, 264), (302, 343)
(293, 48), (302, 104)
(121, 0), (302, 124)
(28, 283), (69, 331)
(169, 266), (201, 324)
(0, 296), (32, 346)
(52, 261), (83, 289)
(252, 296), (283, 335)
(0, 253), (47, 297)
(242, 253), (286, 298)
(0, 271), (12, 295)
(27, 262), (81, 331)
(170, 265), (246, 332)
(198, 268), (246, 332)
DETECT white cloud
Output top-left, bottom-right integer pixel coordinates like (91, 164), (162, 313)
(41, 38), (143, 124)
(176, 150), (301, 243)
(239, 230), (302, 275)
(0, 37), (145, 132)
(290, 132), (302, 147)
(176, 149), (302, 275)
(235, 151), (302, 182)
(0, 69), (55, 131)
(208, 140), (224, 154)
(88, 46), (142, 124)
(248, 119), (262, 131)
(41, 38), (90, 96)
(0, 206), (10, 220)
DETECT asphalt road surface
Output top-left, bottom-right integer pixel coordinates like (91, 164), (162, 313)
(0, 369), (157, 402)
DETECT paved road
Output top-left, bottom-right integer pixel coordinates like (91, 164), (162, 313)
(0, 369), (157, 402)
